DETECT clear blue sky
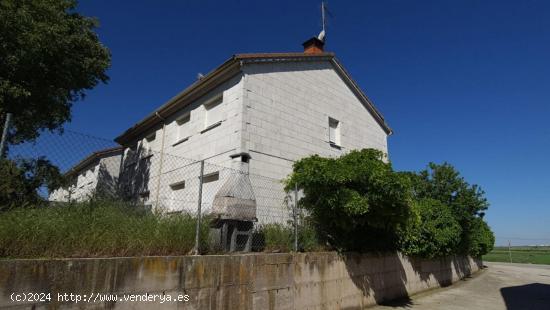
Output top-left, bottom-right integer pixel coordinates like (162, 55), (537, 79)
(63, 0), (549, 246)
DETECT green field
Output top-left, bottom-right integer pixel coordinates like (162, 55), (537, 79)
(483, 246), (550, 265)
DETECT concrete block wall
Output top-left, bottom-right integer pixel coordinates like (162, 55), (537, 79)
(50, 153), (122, 202)
(242, 60), (389, 180)
(0, 252), (482, 310)
(239, 59), (391, 224)
(118, 74), (245, 212)
(77, 59), (390, 220)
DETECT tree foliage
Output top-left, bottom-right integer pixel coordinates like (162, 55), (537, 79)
(287, 150), (495, 257)
(0, 158), (65, 210)
(409, 163), (493, 255)
(463, 217), (495, 257)
(399, 198), (462, 258)
(286, 149), (413, 251)
(0, 0), (111, 144)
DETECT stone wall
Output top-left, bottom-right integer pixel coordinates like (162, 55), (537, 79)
(0, 252), (482, 309)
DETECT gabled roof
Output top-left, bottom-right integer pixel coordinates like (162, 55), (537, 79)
(115, 52), (392, 145)
(65, 146), (123, 177)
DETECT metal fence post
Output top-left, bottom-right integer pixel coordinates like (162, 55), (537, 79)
(508, 240), (512, 263)
(293, 183), (298, 252)
(194, 160), (205, 255)
(0, 113), (13, 158)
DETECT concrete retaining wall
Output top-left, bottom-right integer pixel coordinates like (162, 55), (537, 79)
(0, 252), (481, 309)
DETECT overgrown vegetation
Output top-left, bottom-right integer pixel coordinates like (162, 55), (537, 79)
(0, 200), (208, 258)
(258, 220), (325, 253)
(286, 149), (495, 258)
(286, 149), (412, 252)
(0, 148), (494, 258)
(0, 158), (65, 211)
(399, 198), (462, 258)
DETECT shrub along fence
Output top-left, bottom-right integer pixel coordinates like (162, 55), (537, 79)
(285, 149), (495, 258)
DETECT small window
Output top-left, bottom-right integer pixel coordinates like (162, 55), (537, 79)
(125, 144), (138, 163)
(146, 132), (156, 142)
(202, 171), (219, 183)
(176, 113), (190, 126)
(142, 133), (156, 150)
(169, 181), (185, 210)
(175, 113), (191, 143)
(329, 117), (341, 146)
(204, 95), (223, 128)
(170, 180), (186, 191)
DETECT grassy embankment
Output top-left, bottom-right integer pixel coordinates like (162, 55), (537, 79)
(0, 200), (319, 258)
(0, 200), (208, 258)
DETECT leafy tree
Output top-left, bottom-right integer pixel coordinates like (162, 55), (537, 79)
(286, 149), (413, 252)
(409, 163), (494, 256)
(0, 157), (65, 210)
(410, 163), (488, 219)
(464, 217), (495, 257)
(399, 198), (462, 258)
(0, 0), (111, 144)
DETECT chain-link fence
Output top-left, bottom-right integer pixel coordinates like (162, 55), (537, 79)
(4, 130), (317, 254)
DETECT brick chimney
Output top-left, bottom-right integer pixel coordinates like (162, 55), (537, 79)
(302, 37), (325, 54)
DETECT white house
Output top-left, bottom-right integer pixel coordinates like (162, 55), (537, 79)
(112, 37), (392, 224)
(49, 147), (123, 202)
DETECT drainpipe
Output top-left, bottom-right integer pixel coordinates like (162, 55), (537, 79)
(154, 112), (167, 211)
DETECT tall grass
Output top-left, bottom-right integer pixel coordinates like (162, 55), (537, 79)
(0, 200), (209, 258)
(259, 222), (325, 252)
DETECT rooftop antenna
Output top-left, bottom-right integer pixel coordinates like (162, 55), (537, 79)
(318, 1), (327, 42)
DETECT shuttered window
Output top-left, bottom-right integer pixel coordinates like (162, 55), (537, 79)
(204, 95), (223, 128)
(329, 117), (341, 146)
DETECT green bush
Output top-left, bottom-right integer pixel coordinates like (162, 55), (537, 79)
(260, 223), (293, 252)
(257, 219), (325, 252)
(286, 149), (413, 252)
(285, 149), (494, 257)
(297, 218), (325, 252)
(0, 158), (64, 211)
(465, 217), (495, 257)
(400, 198), (462, 258)
(407, 163), (495, 256)
(0, 199), (209, 258)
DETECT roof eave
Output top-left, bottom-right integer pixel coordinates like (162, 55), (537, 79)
(114, 56), (243, 145)
(329, 57), (393, 135)
(65, 146), (124, 178)
(115, 52), (392, 145)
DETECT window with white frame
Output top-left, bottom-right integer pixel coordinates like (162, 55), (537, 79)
(328, 117), (341, 146)
(204, 95), (223, 129)
(175, 113), (191, 143)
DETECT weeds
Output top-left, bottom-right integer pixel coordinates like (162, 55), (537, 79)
(0, 200), (208, 258)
